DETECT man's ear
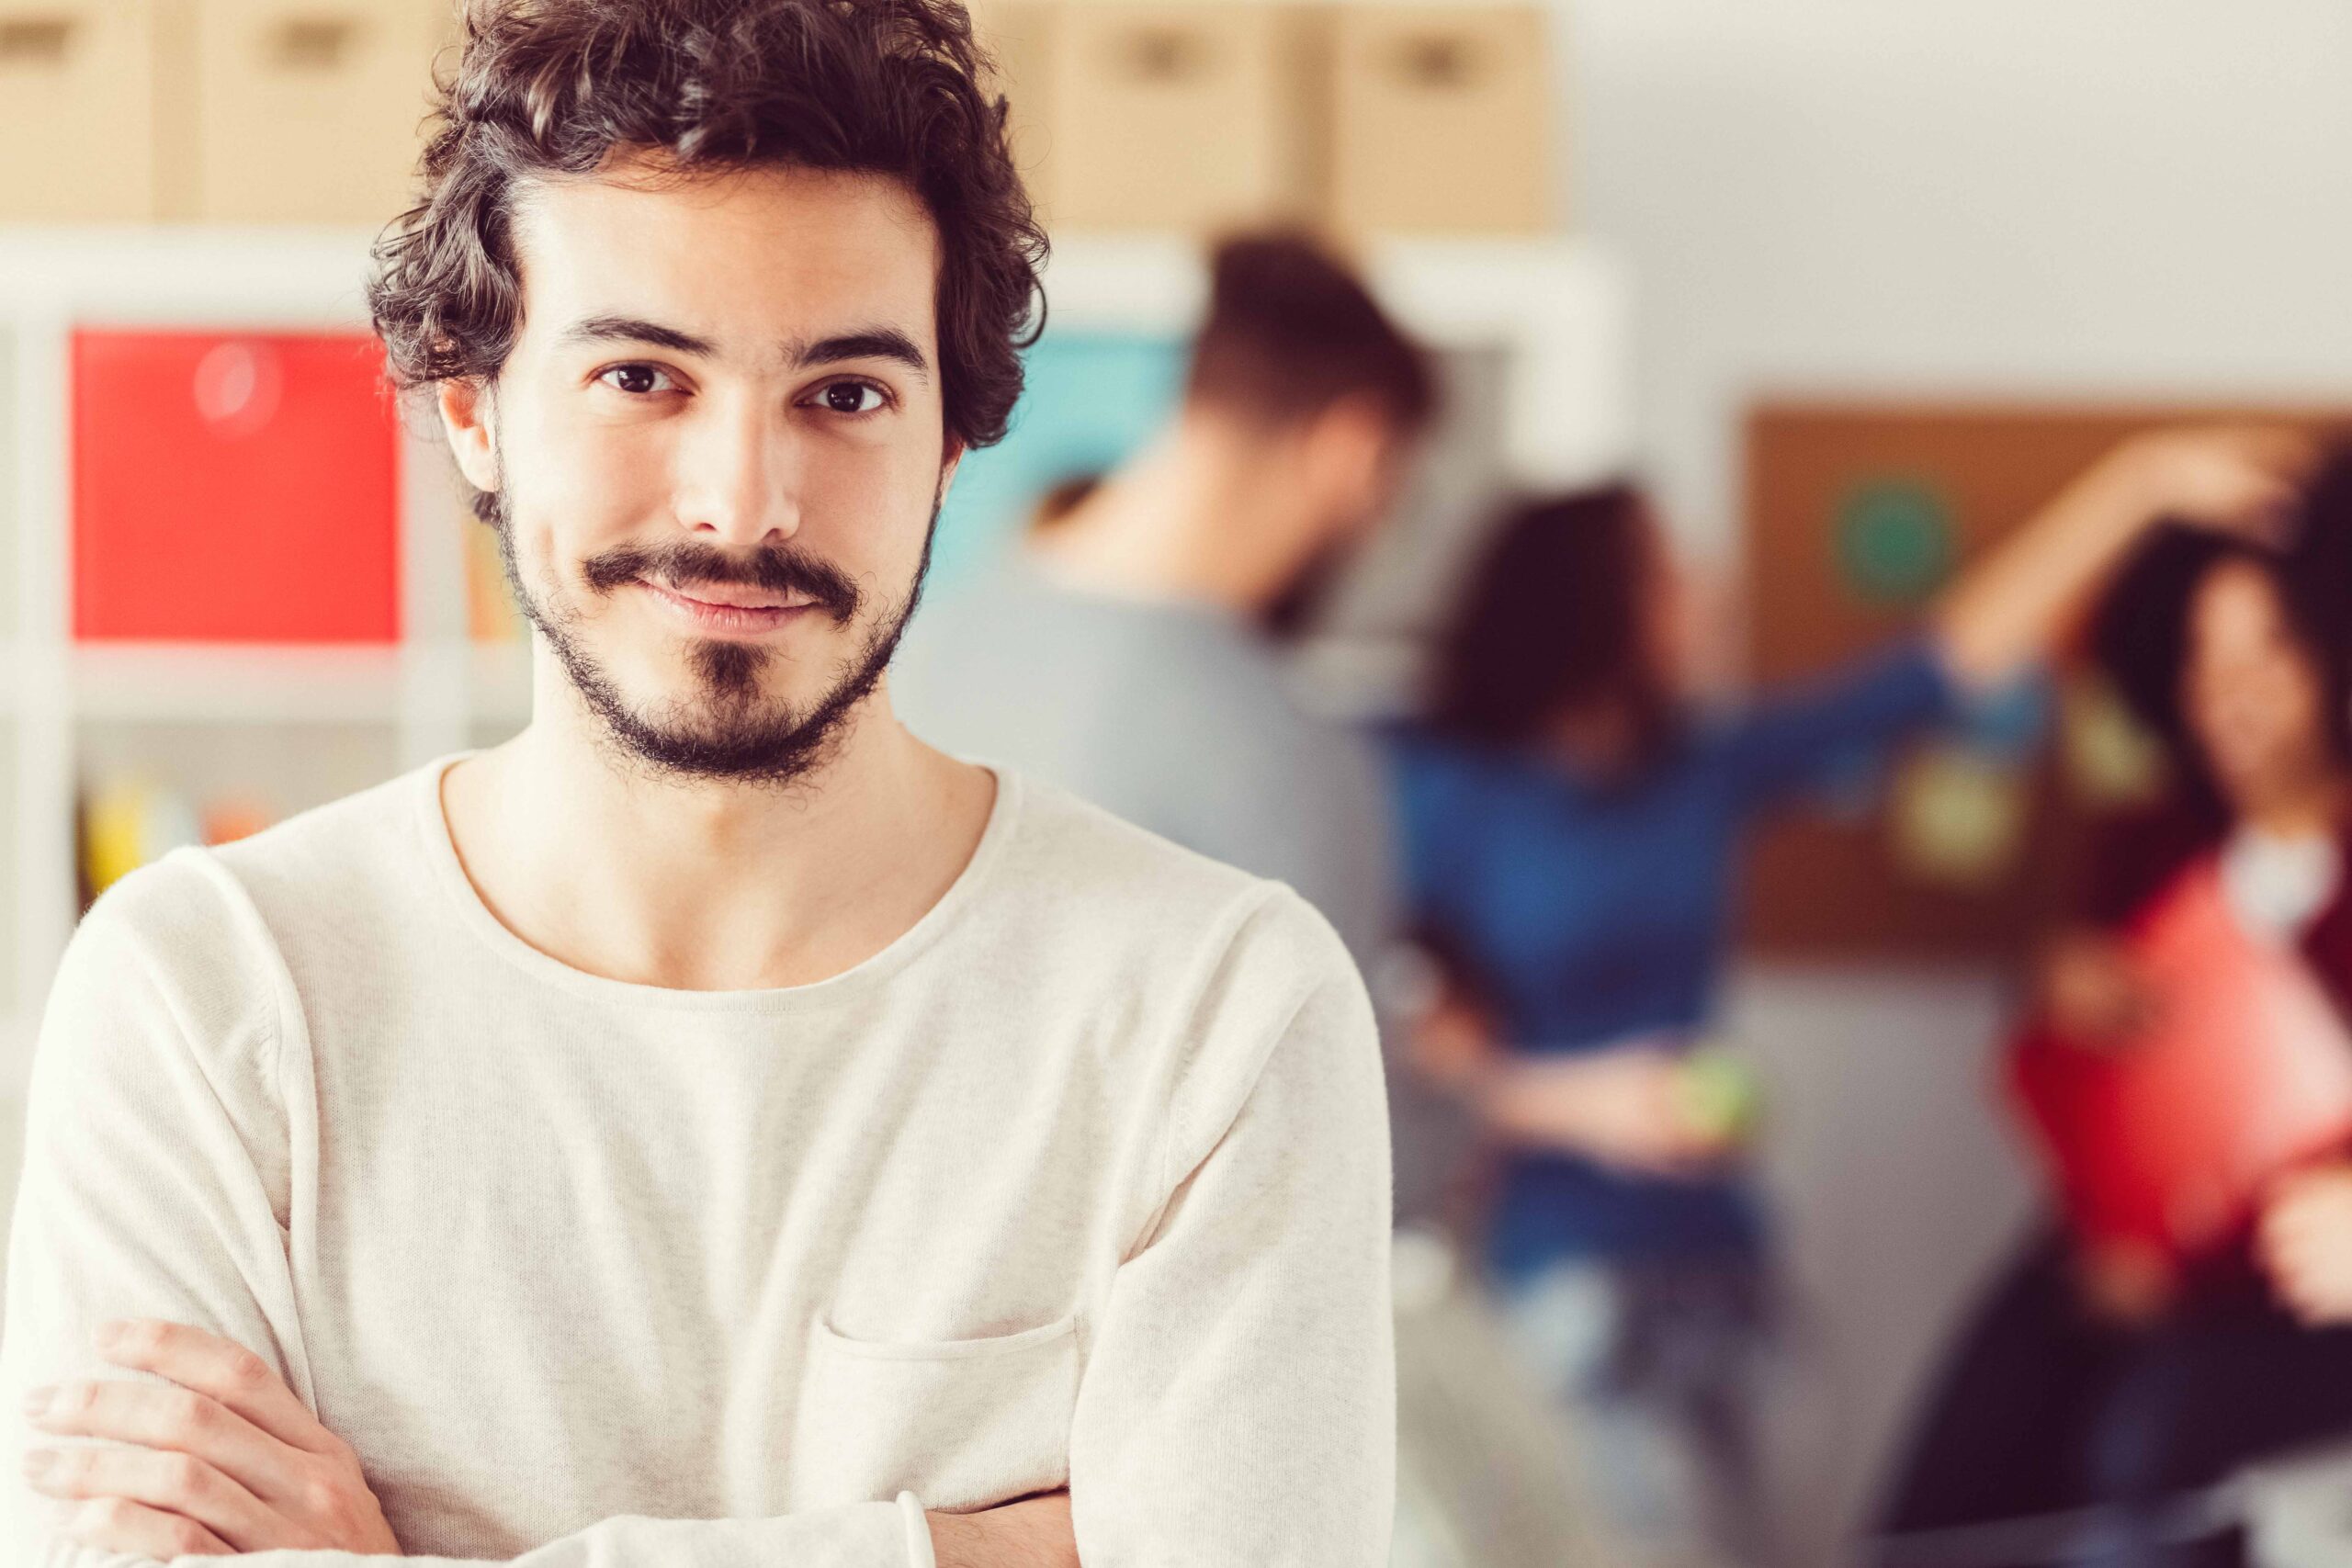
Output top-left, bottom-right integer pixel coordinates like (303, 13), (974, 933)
(935, 434), (967, 508)
(1300, 395), (1396, 512)
(437, 378), (501, 498)
(1307, 394), (1392, 468)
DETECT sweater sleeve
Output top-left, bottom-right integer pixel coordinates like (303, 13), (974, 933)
(0, 857), (931, 1568)
(1067, 890), (1396, 1567)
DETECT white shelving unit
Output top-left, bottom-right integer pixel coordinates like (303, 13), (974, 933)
(0, 228), (507, 1096)
(0, 224), (1633, 1090)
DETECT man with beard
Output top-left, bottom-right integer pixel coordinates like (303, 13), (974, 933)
(0, 2), (1393, 1565)
(897, 231), (1434, 1027)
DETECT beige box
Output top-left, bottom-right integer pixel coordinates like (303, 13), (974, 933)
(1047, 1), (1318, 232)
(191, 0), (452, 224)
(0, 0), (170, 220)
(967, 0), (1059, 222)
(1327, 4), (1552, 235)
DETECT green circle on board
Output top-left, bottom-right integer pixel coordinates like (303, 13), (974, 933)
(1834, 479), (1959, 604)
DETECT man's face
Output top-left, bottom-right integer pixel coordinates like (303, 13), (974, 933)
(447, 158), (956, 783)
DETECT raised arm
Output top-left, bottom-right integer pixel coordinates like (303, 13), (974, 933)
(1067, 892), (1395, 1565)
(1928, 425), (2312, 694)
(0, 860), (946, 1568)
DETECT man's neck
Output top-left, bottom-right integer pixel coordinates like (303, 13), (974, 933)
(441, 653), (997, 992)
(1031, 416), (1311, 615)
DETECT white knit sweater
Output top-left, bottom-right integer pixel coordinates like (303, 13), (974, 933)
(0, 759), (1395, 1566)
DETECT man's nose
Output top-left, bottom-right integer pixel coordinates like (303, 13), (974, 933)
(673, 394), (803, 547)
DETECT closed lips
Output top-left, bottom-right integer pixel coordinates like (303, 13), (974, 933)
(645, 579), (812, 611)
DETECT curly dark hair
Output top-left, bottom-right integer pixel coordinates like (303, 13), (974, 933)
(2090, 446), (2352, 824)
(368, 0), (1046, 459)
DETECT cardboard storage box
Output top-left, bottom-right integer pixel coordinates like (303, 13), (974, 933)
(0, 0), (172, 220)
(967, 0), (1059, 223)
(190, 0), (450, 224)
(1327, 4), (1552, 234)
(1047, 1), (1318, 231)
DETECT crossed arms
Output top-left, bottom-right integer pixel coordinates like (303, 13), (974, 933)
(1, 874), (1396, 1568)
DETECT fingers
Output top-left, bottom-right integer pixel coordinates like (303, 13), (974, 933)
(54, 1495), (233, 1558)
(27, 1376), (290, 1494)
(2164, 423), (2322, 479)
(27, 1443), (271, 1551)
(2233, 424), (2325, 478)
(2262, 1237), (2340, 1326)
(957, 1490), (1079, 1568)
(2255, 1170), (2352, 1325)
(94, 1320), (337, 1457)
(2115, 424), (2322, 542)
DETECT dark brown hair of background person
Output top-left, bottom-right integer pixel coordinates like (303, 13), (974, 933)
(2089, 446), (2352, 832)
(1184, 231), (1436, 437)
(368, 0), (1046, 468)
(1424, 485), (1681, 769)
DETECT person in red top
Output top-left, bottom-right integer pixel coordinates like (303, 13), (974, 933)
(1873, 453), (2352, 1568)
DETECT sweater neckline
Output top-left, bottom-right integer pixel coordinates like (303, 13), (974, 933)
(411, 750), (1022, 1013)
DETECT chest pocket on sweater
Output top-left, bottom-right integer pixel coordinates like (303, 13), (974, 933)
(788, 1312), (1080, 1514)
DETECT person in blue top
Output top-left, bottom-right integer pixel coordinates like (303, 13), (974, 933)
(1386, 426), (2315, 1565)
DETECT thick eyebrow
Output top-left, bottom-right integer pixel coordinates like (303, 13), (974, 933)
(553, 316), (931, 380)
(790, 328), (931, 381)
(555, 315), (717, 356)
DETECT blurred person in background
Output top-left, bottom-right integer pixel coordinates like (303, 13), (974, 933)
(900, 231), (1631, 1567)
(897, 231), (1466, 1221)
(1872, 457), (2352, 1568)
(1389, 428), (2313, 1566)
(899, 230), (1430, 981)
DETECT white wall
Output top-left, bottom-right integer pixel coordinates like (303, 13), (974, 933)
(1559, 5), (2352, 1558)
(1565, 0), (2352, 552)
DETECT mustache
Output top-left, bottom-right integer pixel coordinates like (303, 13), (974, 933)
(581, 539), (863, 622)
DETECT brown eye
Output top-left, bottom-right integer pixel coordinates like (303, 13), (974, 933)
(821, 381), (884, 414)
(599, 364), (673, 395)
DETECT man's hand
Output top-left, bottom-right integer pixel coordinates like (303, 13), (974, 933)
(2258, 1165), (2352, 1325)
(928, 1491), (1079, 1568)
(23, 1318), (400, 1558)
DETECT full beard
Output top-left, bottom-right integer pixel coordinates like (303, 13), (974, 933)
(488, 491), (938, 790)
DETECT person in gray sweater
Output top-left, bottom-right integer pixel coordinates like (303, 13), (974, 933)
(899, 232), (1433, 973)
(895, 233), (1453, 1215)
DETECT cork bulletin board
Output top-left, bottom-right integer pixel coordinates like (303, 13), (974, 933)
(1739, 400), (2351, 963)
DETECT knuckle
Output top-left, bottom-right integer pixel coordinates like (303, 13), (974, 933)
(175, 1388), (220, 1435)
(223, 1348), (271, 1391)
(164, 1451), (209, 1499)
(94, 1495), (141, 1531)
(56, 1448), (99, 1493)
(299, 1475), (343, 1519)
(165, 1517), (212, 1555)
